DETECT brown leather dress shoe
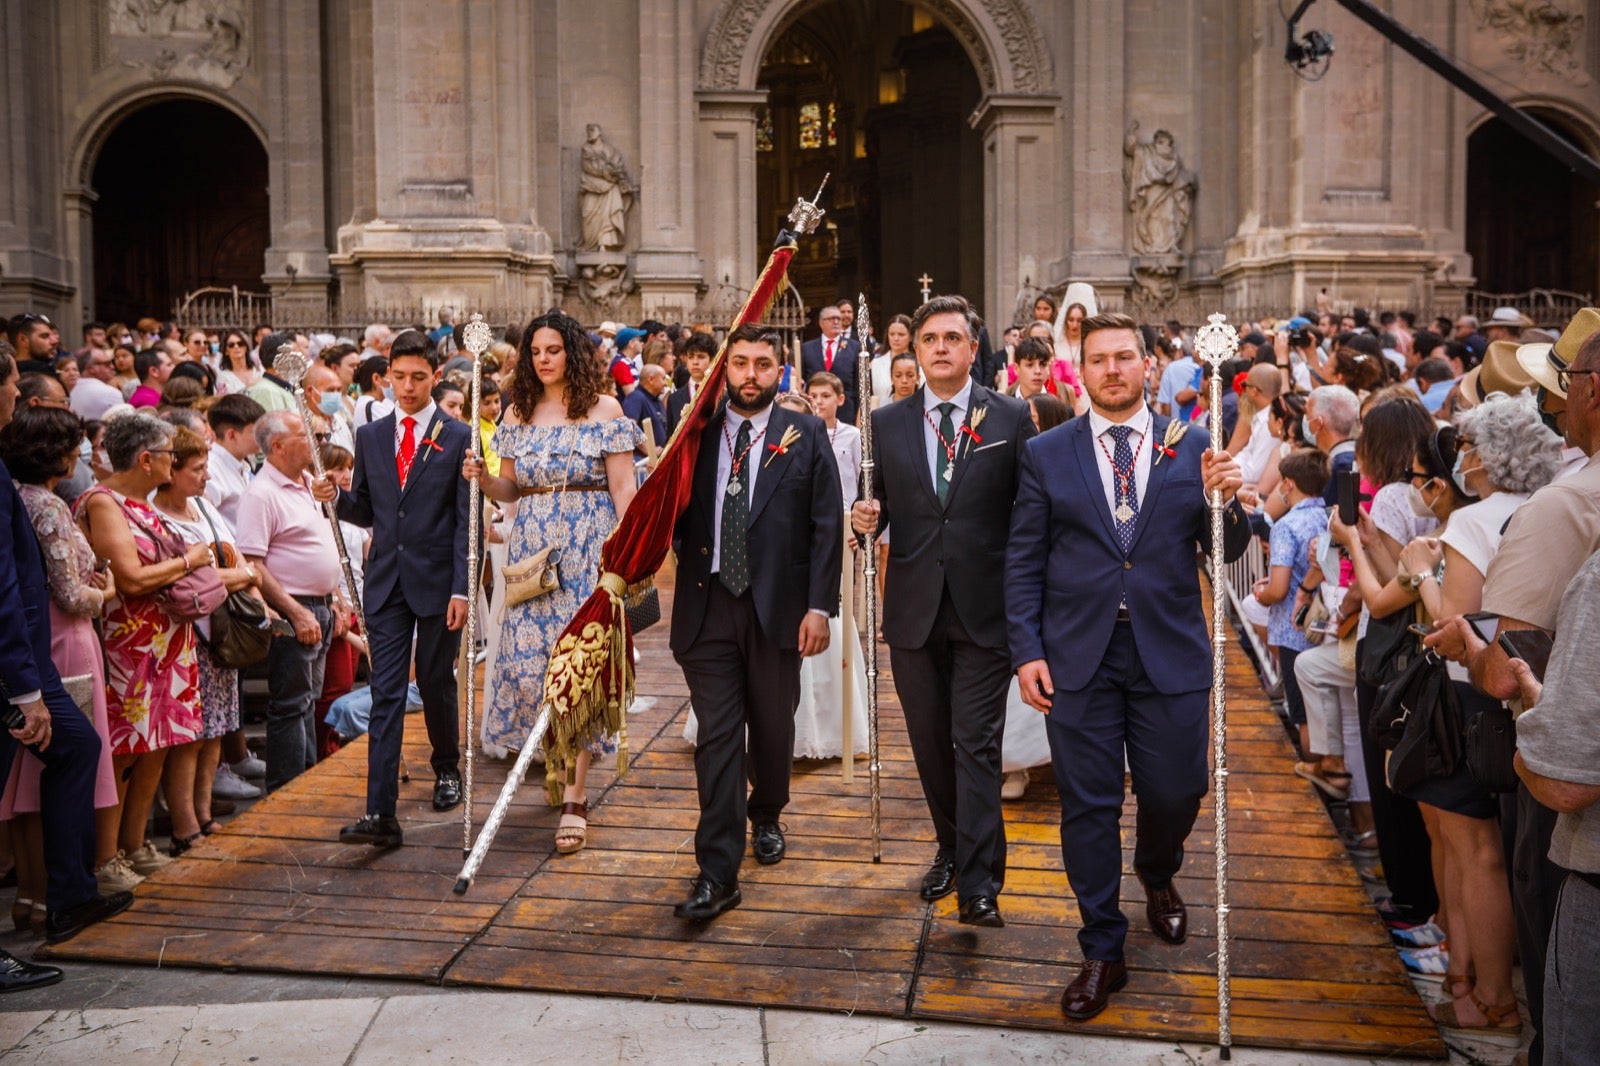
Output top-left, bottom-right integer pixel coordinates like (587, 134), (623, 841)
(1060, 959), (1127, 1020)
(1140, 876), (1188, 944)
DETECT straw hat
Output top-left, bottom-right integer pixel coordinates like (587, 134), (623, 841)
(1486, 306), (1533, 330)
(1523, 306), (1600, 399)
(1460, 340), (1536, 406)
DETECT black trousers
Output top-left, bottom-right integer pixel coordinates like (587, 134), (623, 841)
(365, 594), (462, 817)
(674, 581), (800, 884)
(889, 589), (1009, 902)
(1047, 620), (1207, 962)
(1502, 782), (1564, 1065)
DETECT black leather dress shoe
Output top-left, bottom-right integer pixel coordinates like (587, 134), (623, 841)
(920, 853), (956, 901)
(1139, 876), (1188, 944)
(752, 822), (785, 865)
(957, 894), (1005, 928)
(1061, 959), (1128, 1020)
(45, 890), (134, 945)
(339, 814), (403, 848)
(0, 949), (62, 992)
(432, 769), (463, 812)
(673, 875), (741, 921)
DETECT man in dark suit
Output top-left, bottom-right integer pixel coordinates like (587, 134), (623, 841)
(850, 295), (1035, 929)
(801, 304), (861, 424)
(313, 329), (474, 847)
(667, 331), (716, 434)
(1005, 312), (1250, 1021)
(671, 323), (843, 921)
(0, 352), (130, 973)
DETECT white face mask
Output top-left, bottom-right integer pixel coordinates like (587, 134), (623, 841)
(1406, 482), (1435, 518)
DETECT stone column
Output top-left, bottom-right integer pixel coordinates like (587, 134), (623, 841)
(972, 95), (1061, 332)
(632, 0), (700, 319)
(693, 90), (766, 295)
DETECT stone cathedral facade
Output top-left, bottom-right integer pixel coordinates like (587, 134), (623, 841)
(4, 0), (1600, 339)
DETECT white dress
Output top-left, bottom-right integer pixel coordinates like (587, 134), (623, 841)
(1001, 679), (1053, 772)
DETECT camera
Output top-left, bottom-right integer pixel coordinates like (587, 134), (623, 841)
(1289, 328), (1312, 348)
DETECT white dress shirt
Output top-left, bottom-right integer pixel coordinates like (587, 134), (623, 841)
(710, 404), (773, 575)
(921, 379), (974, 488)
(69, 377), (124, 421)
(204, 441), (254, 531)
(393, 400), (437, 455)
(1086, 404), (1155, 518)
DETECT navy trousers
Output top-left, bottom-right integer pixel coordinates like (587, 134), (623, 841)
(0, 608), (100, 912)
(1047, 620), (1208, 962)
(364, 594), (461, 818)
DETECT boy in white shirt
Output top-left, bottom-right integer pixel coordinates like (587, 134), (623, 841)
(806, 372), (861, 508)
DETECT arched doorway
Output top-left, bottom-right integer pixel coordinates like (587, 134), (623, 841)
(90, 99), (269, 325)
(754, 2), (983, 321)
(1466, 112), (1600, 298)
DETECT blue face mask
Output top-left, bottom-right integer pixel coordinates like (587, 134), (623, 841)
(1301, 414), (1314, 441)
(1452, 449), (1479, 498)
(318, 393), (343, 417)
(78, 439), (92, 463)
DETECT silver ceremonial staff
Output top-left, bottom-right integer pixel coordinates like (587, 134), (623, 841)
(272, 345), (370, 661)
(1192, 312), (1237, 1060)
(459, 313), (493, 856)
(855, 293), (882, 863)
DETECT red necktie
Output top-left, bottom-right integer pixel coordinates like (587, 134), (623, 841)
(825, 338), (834, 372)
(397, 416), (416, 486)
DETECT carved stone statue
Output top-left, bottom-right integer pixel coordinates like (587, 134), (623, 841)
(578, 124), (636, 252)
(577, 259), (635, 318)
(1123, 122), (1196, 257)
(110, 0), (249, 88)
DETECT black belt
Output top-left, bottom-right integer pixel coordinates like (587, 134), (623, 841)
(293, 594), (334, 608)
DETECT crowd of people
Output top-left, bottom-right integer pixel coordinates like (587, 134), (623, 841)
(0, 294), (1596, 1066)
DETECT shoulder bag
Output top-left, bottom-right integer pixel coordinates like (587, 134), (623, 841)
(198, 504), (272, 669)
(91, 488), (226, 625)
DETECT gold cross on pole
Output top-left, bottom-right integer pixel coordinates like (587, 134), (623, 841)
(917, 274), (933, 303)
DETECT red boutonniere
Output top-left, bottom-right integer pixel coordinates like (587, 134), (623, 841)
(423, 438), (445, 454)
(763, 425), (803, 468)
(419, 421), (446, 462)
(959, 424), (983, 446)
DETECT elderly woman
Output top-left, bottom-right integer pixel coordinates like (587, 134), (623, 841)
(149, 426), (261, 854)
(76, 413), (209, 877)
(0, 408), (133, 931)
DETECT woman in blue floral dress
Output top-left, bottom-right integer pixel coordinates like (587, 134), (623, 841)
(465, 311), (639, 854)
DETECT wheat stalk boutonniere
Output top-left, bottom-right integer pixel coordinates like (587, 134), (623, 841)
(959, 405), (989, 459)
(763, 424), (803, 468)
(1154, 419), (1189, 465)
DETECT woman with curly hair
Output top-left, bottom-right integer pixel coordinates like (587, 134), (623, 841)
(462, 310), (640, 854)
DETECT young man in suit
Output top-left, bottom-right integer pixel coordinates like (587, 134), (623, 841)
(1005, 312), (1249, 1021)
(667, 331), (716, 433)
(0, 351), (130, 970)
(801, 304), (861, 425)
(671, 323), (843, 921)
(312, 329), (474, 847)
(850, 295), (1035, 929)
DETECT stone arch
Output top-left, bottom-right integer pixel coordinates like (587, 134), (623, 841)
(698, 0), (1054, 97)
(69, 84), (267, 187)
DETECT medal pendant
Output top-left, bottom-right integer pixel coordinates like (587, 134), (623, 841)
(942, 464), (954, 482)
(726, 478), (742, 498)
(1114, 502), (1135, 525)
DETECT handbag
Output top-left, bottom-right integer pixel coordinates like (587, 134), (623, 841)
(1465, 701), (1519, 793)
(624, 581), (661, 633)
(1360, 601), (1419, 688)
(499, 546), (563, 619)
(198, 505), (272, 669)
(95, 489), (226, 624)
(1380, 651), (1462, 794)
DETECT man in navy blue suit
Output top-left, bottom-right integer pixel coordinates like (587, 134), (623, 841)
(1005, 312), (1250, 1021)
(314, 329), (474, 847)
(801, 304), (861, 424)
(0, 351), (130, 978)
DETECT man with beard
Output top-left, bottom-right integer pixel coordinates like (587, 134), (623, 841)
(1005, 312), (1249, 1020)
(670, 323), (842, 921)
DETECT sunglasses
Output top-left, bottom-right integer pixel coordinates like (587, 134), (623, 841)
(1547, 348), (1597, 393)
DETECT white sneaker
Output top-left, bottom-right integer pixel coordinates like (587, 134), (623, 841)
(212, 764), (263, 800)
(96, 851), (146, 894)
(126, 841), (172, 876)
(230, 755), (266, 779)
(1001, 769), (1029, 801)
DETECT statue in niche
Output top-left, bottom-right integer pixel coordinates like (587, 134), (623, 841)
(578, 124), (637, 252)
(1123, 122), (1197, 257)
(578, 260), (635, 319)
(110, 0), (248, 87)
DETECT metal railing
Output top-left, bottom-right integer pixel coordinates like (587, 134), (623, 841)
(1212, 538), (1280, 692)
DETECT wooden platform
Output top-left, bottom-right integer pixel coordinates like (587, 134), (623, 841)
(44, 582), (1445, 1059)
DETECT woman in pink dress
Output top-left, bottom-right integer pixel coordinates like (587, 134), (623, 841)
(0, 408), (131, 932)
(77, 413), (206, 879)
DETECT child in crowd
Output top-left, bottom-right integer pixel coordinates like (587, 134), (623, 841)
(312, 444), (369, 759)
(806, 372), (861, 508)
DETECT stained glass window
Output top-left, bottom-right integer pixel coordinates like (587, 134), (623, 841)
(827, 102), (837, 147)
(756, 107), (773, 153)
(798, 102), (823, 150)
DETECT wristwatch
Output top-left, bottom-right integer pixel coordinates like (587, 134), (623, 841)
(1406, 570), (1430, 591)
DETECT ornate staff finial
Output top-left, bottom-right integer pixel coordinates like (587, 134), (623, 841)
(272, 343), (309, 385)
(462, 312), (492, 357)
(1194, 312), (1239, 369)
(855, 291), (871, 350)
(786, 173), (830, 235)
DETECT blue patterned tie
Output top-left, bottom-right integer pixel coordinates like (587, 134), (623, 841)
(1109, 424), (1139, 553)
(719, 418), (752, 596)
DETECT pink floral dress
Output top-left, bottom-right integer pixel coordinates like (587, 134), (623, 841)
(76, 487), (201, 754)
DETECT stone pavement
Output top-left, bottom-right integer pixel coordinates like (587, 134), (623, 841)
(0, 960), (1451, 1065)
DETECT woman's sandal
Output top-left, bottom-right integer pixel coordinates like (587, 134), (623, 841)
(1293, 761), (1351, 800)
(1432, 993), (1523, 1044)
(168, 831), (204, 857)
(199, 820), (225, 836)
(555, 801), (588, 855)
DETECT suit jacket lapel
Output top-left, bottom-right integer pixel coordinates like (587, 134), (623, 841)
(748, 406), (790, 526)
(1127, 411), (1173, 556)
(1072, 417), (1120, 547)
(398, 411), (443, 502)
(943, 387), (987, 511)
(903, 390), (941, 511)
(694, 410), (724, 540)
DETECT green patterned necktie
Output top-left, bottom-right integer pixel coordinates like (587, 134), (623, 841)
(936, 401), (956, 504)
(719, 417), (752, 596)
